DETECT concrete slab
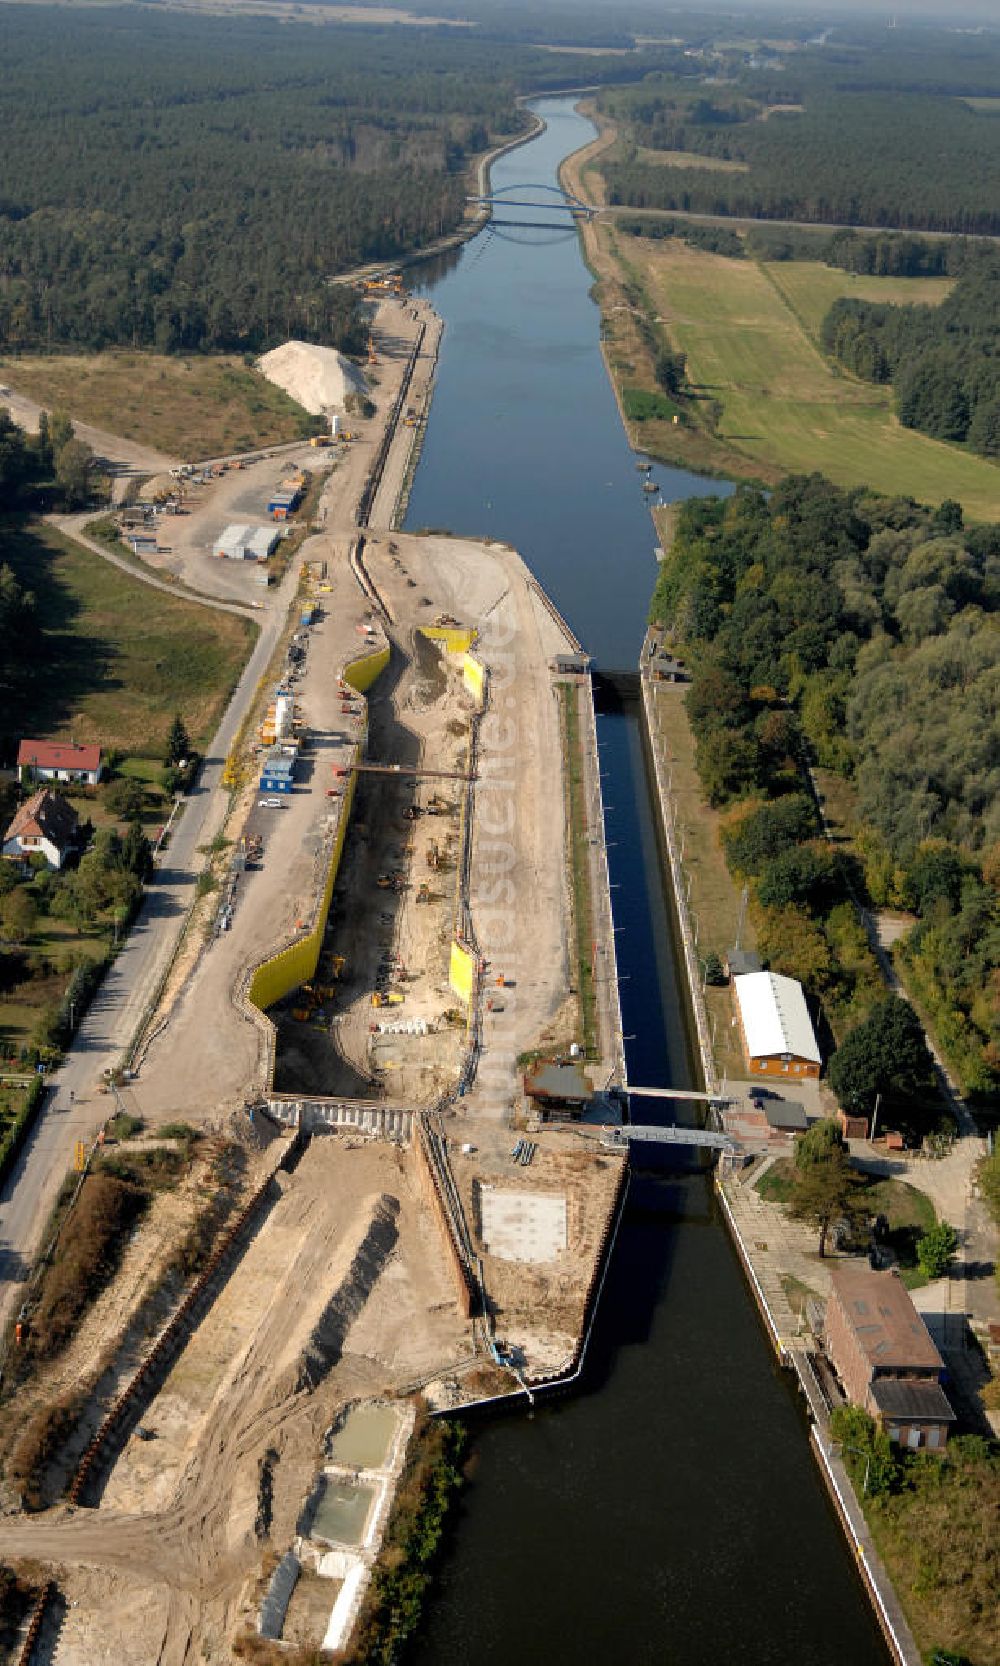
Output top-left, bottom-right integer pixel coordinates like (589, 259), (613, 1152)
(480, 1187), (567, 1263)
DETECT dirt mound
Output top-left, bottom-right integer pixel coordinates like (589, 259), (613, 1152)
(297, 1193), (400, 1389)
(257, 340), (367, 415)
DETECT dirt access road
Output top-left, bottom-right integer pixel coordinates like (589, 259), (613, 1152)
(0, 1139), (465, 1666)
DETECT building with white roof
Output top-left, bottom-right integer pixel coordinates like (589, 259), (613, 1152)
(215, 524), (281, 562)
(732, 970), (821, 1079)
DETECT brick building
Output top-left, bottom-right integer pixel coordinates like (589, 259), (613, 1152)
(825, 1264), (955, 1450)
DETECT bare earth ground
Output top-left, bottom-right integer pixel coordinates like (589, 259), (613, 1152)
(448, 1123), (626, 1375)
(0, 1139), (465, 1666)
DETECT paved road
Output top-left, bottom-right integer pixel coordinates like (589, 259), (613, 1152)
(0, 560), (296, 1335)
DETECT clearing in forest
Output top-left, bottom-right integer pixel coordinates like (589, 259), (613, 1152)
(631, 240), (1000, 519)
(0, 353), (319, 458)
(2, 520), (256, 752)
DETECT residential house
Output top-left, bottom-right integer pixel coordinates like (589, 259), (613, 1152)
(18, 740), (103, 786)
(2, 788), (80, 870)
(825, 1264), (955, 1450)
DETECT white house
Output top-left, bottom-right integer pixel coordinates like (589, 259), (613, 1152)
(2, 789), (80, 870)
(18, 740), (103, 786)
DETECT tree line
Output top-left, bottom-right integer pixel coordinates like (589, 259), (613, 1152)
(822, 250), (1000, 456)
(651, 476), (999, 1109)
(598, 78), (1000, 234)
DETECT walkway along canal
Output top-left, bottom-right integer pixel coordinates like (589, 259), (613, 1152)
(404, 97), (889, 1666)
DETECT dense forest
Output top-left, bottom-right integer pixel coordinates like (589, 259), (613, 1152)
(651, 476), (1000, 1103)
(823, 252), (1000, 457)
(599, 77), (1000, 234)
(0, 5), (660, 357)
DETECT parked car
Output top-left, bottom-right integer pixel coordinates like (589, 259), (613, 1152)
(259, 797), (286, 809)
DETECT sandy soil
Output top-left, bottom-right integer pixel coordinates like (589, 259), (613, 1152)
(0, 1139), (465, 1666)
(448, 1123), (625, 1373)
(257, 340), (368, 415)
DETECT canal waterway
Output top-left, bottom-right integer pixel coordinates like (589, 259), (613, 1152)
(405, 96), (888, 1666)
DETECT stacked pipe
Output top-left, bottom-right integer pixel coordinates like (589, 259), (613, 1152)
(68, 1132), (305, 1506)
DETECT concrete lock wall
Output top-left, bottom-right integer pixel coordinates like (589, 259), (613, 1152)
(248, 642), (389, 1014)
(449, 941), (476, 1005)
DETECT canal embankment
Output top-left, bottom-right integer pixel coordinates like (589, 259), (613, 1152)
(640, 643), (921, 1666)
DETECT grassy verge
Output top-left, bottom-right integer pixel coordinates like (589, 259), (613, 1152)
(646, 681), (751, 1084)
(625, 238), (1000, 519)
(843, 1433), (1000, 1666)
(0, 351), (322, 458)
(1, 517), (257, 752)
(558, 684), (599, 1059)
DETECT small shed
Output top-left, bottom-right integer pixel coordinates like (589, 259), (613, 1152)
(726, 948), (761, 980)
(551, 652), (592, 676)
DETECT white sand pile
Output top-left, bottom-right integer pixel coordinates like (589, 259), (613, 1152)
(257, 340), (368, 416)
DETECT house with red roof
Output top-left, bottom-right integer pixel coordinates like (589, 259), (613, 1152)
(18, 740), (103, 786)
(2, 789), (81, 870)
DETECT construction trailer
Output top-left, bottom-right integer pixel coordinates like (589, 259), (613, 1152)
(259, 750), (295, 794)
(267, 491), (299, 520)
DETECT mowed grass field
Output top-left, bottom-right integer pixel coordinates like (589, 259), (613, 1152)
(2, 519), (256, 752)
(0, 352), (317, 457)
(763, 260), (954, 341)
(632, 241), (1000, 519)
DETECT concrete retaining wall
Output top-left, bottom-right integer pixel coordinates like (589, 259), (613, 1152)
(268, 1098), (413, 1142)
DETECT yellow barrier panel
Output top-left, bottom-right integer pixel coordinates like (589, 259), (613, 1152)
(248, 632), (388, 1014)
(462, 652), (485, 706)
(419, 625), (477, 655)
(247, 762), (359, 1011)
(449, 940), (476, 1005)
(343, 644), (390, 695)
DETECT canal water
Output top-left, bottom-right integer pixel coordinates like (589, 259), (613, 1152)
(405, 97), (888, 1666)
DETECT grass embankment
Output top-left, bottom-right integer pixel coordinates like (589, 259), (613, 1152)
(645, 680), (751, 1084)
(851, 1435), (1000, 1666)
(626, 239), (1000, 519)
(0, 352), (321, 458)
(2, 519), (256, 753)
(558, 684), (599, 1060)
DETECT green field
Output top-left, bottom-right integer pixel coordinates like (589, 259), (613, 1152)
(0, 352), (320, 458)
(632, 241), (1000, 519)
(763, 260), (954, 342)
(2, 519), (257, 753)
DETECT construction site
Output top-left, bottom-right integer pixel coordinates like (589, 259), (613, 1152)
(0, 282), (627, 1664)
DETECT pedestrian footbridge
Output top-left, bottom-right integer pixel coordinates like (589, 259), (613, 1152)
(601, 1124), (736, 1153)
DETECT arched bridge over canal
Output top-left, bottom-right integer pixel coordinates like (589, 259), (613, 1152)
(467, 181), (597, 223)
